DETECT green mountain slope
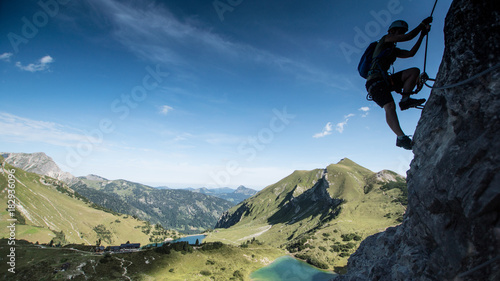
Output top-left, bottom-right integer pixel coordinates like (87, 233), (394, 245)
(207, 158), (407, 269)
(0, 157), (179, 246)
(72, 177), (234, 234)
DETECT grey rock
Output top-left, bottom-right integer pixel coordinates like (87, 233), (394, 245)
(2, 152), (77, 184)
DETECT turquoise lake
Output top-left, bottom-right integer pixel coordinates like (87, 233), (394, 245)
(250, 256), (337, 281)
(171, 234), (206, 245)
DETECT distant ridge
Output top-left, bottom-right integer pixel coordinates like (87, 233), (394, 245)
(181, 185), (257, 204)
(79, 174), (108, 181)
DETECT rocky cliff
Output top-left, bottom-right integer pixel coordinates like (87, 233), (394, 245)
(334, 1), (500, 280)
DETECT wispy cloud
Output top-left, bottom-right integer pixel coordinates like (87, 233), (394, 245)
(313, 122), (333, 138)
(0, 112), (98, 147)
(336, 113), (355, 133)
(160, 105), (174, 115)
(15, 55), (54, 72)
(84, 0), (349, 90)
(0, 52), (13, 62)
(84, 0), (237, 67)
(359, 106), (370, 117)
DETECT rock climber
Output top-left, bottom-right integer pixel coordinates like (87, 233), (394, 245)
(365, 17), (432, 150)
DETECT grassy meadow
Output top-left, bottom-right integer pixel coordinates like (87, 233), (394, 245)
(0, 239), (284, 280)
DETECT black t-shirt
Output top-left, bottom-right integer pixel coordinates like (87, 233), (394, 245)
(367, 35), (400, 82)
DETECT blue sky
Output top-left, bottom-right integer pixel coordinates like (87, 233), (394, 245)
(0, 0), (452, 190)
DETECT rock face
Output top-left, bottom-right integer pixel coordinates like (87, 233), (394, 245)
(215, 202), (252, 229)
(334, 1), (500, 280)
(1, 152), (76, 184)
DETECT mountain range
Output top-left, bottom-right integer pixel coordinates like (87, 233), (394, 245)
(206, 158), (407, 269)
(72, 176), (234, 233)
(2, 151), (407, 270)
(1, 152), (252, 234)
(0, 150), (407, 276)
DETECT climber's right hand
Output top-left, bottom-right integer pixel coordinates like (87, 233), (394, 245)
(422, 16), (433, 25)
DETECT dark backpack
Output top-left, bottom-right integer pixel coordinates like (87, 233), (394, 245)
(358, 41), (394, 79)
(358, 41), (378, 79)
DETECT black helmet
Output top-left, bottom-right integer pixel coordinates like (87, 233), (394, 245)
(388, 20), (409, 32)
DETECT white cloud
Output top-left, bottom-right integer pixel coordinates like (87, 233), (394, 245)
(0, 52), (13, 62)
(16, 55), (54, 72)
(160, 105), (173, 115)
(314, 113), (356, 138)
(359, 106), (370, 117)
(336, 114), (355, 133)
(313, 122), (333, 138)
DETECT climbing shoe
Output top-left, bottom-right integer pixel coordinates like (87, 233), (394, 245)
(396, 135), (413, 150)
(399, 97), (426, 110)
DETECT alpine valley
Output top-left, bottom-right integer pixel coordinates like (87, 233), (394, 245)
(2, 152), (249, 234)
(1, 152), (407, 280)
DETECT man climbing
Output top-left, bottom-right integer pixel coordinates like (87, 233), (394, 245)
(365, 17), (432, 150)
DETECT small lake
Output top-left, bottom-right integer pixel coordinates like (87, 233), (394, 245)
(250, 256), (337, 281)
(171, 234), (206, 245)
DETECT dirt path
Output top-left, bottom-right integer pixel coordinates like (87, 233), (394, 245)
(237, 225), (272, 241)
(114, 257), (133, 280)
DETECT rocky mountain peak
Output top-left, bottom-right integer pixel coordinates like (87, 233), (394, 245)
(234, 185), (256, 195)
(2, 152), (76, 184)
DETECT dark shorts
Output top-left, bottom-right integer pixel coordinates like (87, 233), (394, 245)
(366, 71), (405, 108)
